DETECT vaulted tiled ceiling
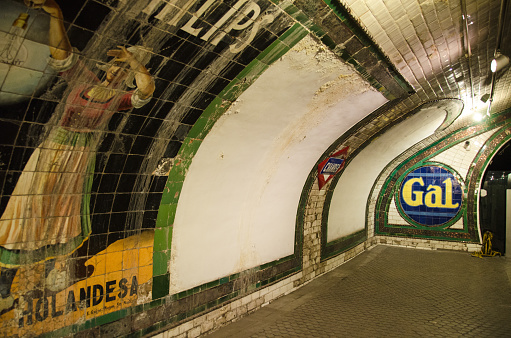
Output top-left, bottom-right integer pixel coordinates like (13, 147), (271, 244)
(340, 0), (511, 115)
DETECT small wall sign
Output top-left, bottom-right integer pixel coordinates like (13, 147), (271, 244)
(317, 146), (349, 190)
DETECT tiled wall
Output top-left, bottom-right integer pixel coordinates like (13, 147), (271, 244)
(374, 110), (511, 242)
(1, 0), (502, 336)
(0, 0), (408, 335)
(0, 0), (299, 334)
(307, 99), (510, 263)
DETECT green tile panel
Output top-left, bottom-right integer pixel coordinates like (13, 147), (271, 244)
(153, 251), (170, 276)
(155, 204), (177, 228)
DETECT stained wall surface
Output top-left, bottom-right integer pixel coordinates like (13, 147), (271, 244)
(0, 0), (509, 337)
(170, 35), (386, 293)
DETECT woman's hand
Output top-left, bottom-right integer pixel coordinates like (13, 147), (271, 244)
(106, 46), (134, 65)
(107, 46), (155, 99)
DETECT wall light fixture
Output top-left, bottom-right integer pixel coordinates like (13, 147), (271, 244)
(490, 53), (510, 72)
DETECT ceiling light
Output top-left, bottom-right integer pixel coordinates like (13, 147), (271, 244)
(473, 112), (483, 121)
(491, 53), (509, 72)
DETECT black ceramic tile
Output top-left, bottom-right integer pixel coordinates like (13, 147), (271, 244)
(94, 152), (109, 174)
(0, 99), (30, 121)
(172, 124), (192, 141)
(153, 100), (176, 119)
(107, 112), (125, 132)
(166, 83), (188, 102)
(122, 115), (147, 135)
(156, 59), (184, 83)
(25, 98), (57, 124)
(206, 77), (231, 96)
(250, 29), (278, 52)
(131, 136), (153, 155)
(179, 66), (203, 87)
(117, 174), (138, 193)
(91, 193), (114, 214)
(172, 41), (204, 65)
(219, 61), (246, 81)
(252, 0), (272, 12)
(160, 35), (187, 58)
(112, 193), (132, 212)
(140, 118), (164, 137)
(164, 140), (182, 158)
(150, 176), (167, 193)
(108, 213), (128, 233)
(136, 98), (159, 118)
(104, 154), (127, 173)
(125, 20), (144, 46)
(110, 134), (135, 154)
(145, 53), (165, 75)
(0, 120), (20, 145)
(74, 1), (111, 32)
(106, 230), (125, 246)
(97, 174), (120, 193)
(211, 33), (236, 54)
(191, 91), (215, 110)
(181, 108), (203, 125)
(58, 0), (87, 21)
(201, 0), (229, 27)
(142, 210), (158, 229)
(87, 233), (108, 257)
(124, 155), (145, 174)
(146, 192), (163, 211)
(131, 174), (151, 193)
(67, 25), (95, 51)
(0, 170), (6, 194)
(0, 146), (13, 171)
(192, 50), (220, 71)
(16, 122), (44, 147)
(153, 78), (172, 98)
(234, 44), (261, 66)
(1, 170), (21, 196)
(8, 147), (33, 172)
(0, 195), (10, 215)
(98, 133), (116, 153)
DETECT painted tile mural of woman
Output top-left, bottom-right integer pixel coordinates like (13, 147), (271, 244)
(0, 0), (155, 312)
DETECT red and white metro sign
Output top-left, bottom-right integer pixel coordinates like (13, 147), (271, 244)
(317, 146), (349, 190)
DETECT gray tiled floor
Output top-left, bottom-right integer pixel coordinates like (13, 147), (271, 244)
(207, 245), (511, 337)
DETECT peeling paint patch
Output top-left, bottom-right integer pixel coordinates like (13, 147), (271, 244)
(153, 158), (174, 176)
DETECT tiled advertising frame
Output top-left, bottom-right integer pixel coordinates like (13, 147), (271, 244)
(375, 110), (511, 241)
(42, 0), (417, 335)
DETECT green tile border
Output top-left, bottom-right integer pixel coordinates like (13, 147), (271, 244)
(41, 0), (429, 333)
(300, 98), (408, 261)
(40, 20), (310, 338)
(391, 162), (467, 231)
(375, 110), (511, 241)
(152, 22), (309, 302)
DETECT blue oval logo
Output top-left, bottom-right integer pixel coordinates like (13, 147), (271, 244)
(399, 166), (463, 227)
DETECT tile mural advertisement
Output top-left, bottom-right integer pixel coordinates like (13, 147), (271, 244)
(0, 0), (290, 334)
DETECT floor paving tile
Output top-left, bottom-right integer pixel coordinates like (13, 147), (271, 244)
(207, 245), (511, 337)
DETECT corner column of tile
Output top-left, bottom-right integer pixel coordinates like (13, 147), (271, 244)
(300, 184), (327, 284)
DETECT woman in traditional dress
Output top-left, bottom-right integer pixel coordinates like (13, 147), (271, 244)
(0, 0), (155, 311)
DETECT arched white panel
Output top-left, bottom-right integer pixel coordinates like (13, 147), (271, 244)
(170, 36), (387, 293)
(327, 105), (448, 241)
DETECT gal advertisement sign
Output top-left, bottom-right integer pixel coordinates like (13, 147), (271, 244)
(398, 165), (463, 227)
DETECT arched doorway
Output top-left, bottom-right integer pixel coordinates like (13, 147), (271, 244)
(479, 141), (511, 254)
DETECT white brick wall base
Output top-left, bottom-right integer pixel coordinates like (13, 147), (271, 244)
(153, 236), (481, 337)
